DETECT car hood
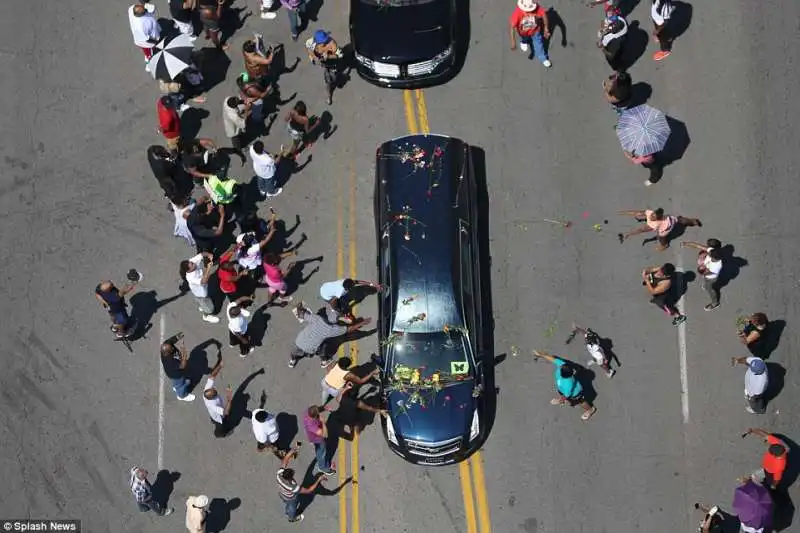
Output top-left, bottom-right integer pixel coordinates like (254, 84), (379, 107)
(352, 1), (451, 63)
(388, 380), (474, 443)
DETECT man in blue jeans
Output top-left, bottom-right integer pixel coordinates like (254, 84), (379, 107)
(304, 405), (335, 475)
(509, 0), (552, 68)
(281, 0), (307, 41)
(277, 448), (327, 523)
(160, 338), (195, 402)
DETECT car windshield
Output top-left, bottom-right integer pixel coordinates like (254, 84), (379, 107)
(359, 0), (435, 6)
(387, 330), (473, 379)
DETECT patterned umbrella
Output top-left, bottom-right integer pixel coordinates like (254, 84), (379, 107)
(616, 104), (671, 157)
(732, 480), (773, 529)
(149, 33), (195, 81)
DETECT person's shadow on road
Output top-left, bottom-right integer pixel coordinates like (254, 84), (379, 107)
(129, 290), (184, 339)
(150, 470), (181, 508)
(228, 368), (266, 430)
(187, 339), (223, 392)
(205, 497), (241, 533)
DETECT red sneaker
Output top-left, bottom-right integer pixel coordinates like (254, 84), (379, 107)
(653, 50), (671, 61)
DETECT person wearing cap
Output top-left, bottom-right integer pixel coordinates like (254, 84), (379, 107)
(741, 428), (789, 490)
(252, 408), (282, 456)
(130, 466), (174, 515)
(128, 3), (161, 66)
(306, 30), (342, 105)
(508, 0), (552, 68)
(185, 494), (209, 533)
(731, 356), (769, 414)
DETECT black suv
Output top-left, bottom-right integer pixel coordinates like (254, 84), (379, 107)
(374, 134), (486, 465)
(350, 0), (457, 88)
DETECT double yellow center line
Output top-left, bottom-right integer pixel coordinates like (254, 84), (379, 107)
(403, 89), (493, 533)
(337, 164), (361, 533)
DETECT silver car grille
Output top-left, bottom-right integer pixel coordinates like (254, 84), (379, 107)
(404, 436), (462, 457)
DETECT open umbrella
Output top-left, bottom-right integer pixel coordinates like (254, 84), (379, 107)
(732, 480), (773, 530)
(149, 33), (195, 81)
(616, 104), (670, 157)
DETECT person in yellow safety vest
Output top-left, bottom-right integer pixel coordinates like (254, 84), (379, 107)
(204, 174), (238, 205)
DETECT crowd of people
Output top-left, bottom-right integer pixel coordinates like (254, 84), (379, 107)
(91, 0), (795, 531)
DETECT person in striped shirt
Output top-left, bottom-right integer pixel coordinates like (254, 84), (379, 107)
(276, 447), (327, 523)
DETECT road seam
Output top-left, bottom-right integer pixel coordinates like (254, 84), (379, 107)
(157, 313), (166, 470)
(675, 253), (690, 424)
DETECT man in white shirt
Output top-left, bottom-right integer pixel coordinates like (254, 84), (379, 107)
(179, 252), (220, 323)
(227, 296), (254, 358)
(128, 3), (161, 64)
(682, 239), (723, 311)
(203, 358), (234, 437)
(651, 0), (675, 61)
(319, 278), (380, 323)
(731, 356), (769, 414)
(252, 408), (282, 456)
(250, 140), (282, 198)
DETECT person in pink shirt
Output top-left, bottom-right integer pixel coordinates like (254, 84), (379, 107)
(262, 250), (297, 306)
(618, 207), (702, 250)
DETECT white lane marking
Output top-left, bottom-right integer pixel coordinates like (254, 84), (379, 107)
(675, 254), (690, 424)
(157, 314), (166, 470)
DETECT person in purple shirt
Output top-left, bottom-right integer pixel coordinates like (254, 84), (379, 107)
(281, 0), (307, 41)
(303, 405), (334, 475)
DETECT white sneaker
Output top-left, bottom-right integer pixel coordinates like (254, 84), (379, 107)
(177, 393), (196, 402)
(606, 369), (616, 378)
(261, 10), (277, 19)
(645, 180), (654, 187)
(587, 360), (597, 367)
(240, 346), (255, 358)
(202, 314), (220, 323)
(519, 42), (529, 52)
(265, 188), (283, 198)
(179, 103), (191, 113)
(276, 296), (293, 304)
(542, 59), (552, 68)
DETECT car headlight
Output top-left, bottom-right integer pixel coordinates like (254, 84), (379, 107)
(469, 409), (480, 441)
(433, 45), (453, 64)
(385, 414), (399, 445)
(355, 52), (373, 68)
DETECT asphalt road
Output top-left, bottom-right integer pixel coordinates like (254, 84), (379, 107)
(1, 0), (799, 533)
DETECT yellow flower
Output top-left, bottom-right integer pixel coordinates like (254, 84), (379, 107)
(410, 369), (420, 385)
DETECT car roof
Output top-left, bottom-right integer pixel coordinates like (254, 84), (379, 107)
(377, 134), (466, 334)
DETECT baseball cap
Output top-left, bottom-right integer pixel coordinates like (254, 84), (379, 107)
(748, 358), (766, 375)
(194, 495), (209, 508)
(313, 30), (331, 45)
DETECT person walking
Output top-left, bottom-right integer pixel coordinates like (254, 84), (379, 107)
(157, 95), (182, 154)
(161, 337), (196, 402)
(222, 97), (248, 156)
(603, 71), (632, 114)
(280, 0), (307, 42)
(682, 239), (723, 311)
(569, 324), (615, 378)
(185, 494), (209, 533)
(642, 263), (686, 326)
(740, 428), (789, 490)
(320, 356), (380, 406)
(251, 141), (283, 198)
(169, 0), (197, 40)
(731, 356), (769, 414)
(180, 252), (220, 323)
(509, 0), (552, 68)
(618, 208), (702, 250)
(227, 296), (255, 357)
(532, 350), (597, 420)
(597, 13), (628, 70)
(288, 304), (372, 368)
(252, 408), (283, 456)
(276, 447), (327, 523)
(197, 0), (229, 50)
(304, 405), (335, 475)
(285, 101), (321, 158)
(128, 3), (161, 67)
(203, 357), (235, 437)
(651, 0), (675, 61)
(130, 466), (174, 515)
(262, 251), (296, 306)
(319, 277), (380, 323)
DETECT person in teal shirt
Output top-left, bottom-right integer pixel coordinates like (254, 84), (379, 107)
(533, 350), (597, 421)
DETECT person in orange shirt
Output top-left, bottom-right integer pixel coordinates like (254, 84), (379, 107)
(741, 428), (789, 490)
(509, 0), (552, 68)
(617, 208), (702, 250)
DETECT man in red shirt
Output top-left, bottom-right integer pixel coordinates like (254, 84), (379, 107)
(509, 0), (551, 68)
(741, 428), (789, 490)
(157, 96), (181, 153)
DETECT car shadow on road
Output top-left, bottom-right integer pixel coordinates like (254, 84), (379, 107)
(205, 497), (242, 533)
(470, 146), (498, 450)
